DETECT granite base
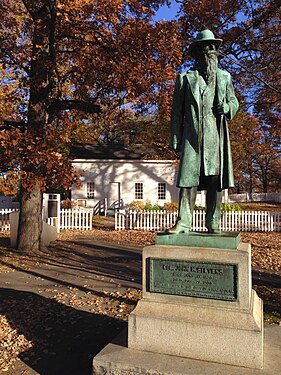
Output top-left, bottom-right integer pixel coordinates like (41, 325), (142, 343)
(128, 243), (263, 369)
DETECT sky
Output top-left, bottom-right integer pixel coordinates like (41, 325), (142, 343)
(153, 1), (180, 21)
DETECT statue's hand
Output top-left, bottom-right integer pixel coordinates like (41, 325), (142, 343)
(172, 142), (181, 153)
(217, 102), (229, 115)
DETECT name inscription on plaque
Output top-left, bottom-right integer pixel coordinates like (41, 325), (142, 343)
(149, 258), (238, 301)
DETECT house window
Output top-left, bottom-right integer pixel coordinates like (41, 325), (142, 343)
(158, 183), (166, 200)
(135, 183), (143, 200)
(87, 182), (95, 199)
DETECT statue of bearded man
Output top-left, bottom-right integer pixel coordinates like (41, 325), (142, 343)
(167, 29), (239, 234)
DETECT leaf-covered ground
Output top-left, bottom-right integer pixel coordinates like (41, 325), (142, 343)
(0, 227), (280, 374)
(238, 202), (280, 212)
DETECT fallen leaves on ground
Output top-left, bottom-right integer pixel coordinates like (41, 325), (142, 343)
(0, 316), (32, 372)
(241, 232), (281, 272)
(0, 234), (16, 273)
(0, 228), (280, 372)
(57, 229), (281, 272)
(0, 287), (141, 373)
(58, 228), (156, 247)
(45, 286), (142, 318)
(239, 202), (280, 212)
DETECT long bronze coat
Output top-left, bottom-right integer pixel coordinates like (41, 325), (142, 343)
(170, 68), (239, 190)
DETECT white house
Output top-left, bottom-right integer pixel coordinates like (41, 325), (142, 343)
(71, 144), (180, 212)
(70, 144), (226, 213)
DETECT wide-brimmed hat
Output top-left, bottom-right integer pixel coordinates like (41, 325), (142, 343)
(189, 29), (222, 54)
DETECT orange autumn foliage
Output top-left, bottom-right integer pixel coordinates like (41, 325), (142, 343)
(0, 0), (182, 195)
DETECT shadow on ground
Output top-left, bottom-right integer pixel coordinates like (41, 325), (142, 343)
(0, 288), (126, 375)
(46, 239), (143, 285)
(252, 269), (281, 288)
(0, 238), (142, 374)
(0, 238), (142, 298)
(252, 269), (281, 324)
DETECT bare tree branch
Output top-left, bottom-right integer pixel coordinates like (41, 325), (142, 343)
(218, 51), (281, 95)
(48, 99), (102, 118)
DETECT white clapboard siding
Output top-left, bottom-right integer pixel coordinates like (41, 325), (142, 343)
(115, 210), (281, 232)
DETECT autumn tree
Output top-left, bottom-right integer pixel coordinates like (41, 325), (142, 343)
(228, 111), (257, 193)
(252, 133), (281, 193)
(229, 111), (280, 193)
(0, 0), (182, 253)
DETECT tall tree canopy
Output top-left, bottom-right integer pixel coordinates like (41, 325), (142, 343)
(0, 0), (182, 252)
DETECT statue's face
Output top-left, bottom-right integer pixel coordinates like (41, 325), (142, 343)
(195, 41), (217, 62)
(194, 41), (218, 82)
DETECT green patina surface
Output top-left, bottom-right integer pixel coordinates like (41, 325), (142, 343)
(149, 258), (238, 301)
(155, 231), (241, 250)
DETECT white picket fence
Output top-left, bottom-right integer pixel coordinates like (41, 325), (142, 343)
(0, 208), (93, 232)
(1, 208), (280, 232)
(115, 210), (281, 232)
(0, 209), (18, 231)
(48, 208), (93, 231)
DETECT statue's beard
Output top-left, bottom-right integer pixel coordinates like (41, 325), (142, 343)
(197, 52), (218, 84)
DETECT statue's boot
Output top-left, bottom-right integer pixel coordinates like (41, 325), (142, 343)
(165, 224), (190, 234)
(207, 226), (221, 234)
(166, 187), (196, 234)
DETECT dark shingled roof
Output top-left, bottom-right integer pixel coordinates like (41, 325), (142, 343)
(70, 143), (174, 160)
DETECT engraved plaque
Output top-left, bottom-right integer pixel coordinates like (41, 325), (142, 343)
(149, 258), (238, 301)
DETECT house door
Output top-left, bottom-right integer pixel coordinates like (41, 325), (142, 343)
(108, 182), (121, 209)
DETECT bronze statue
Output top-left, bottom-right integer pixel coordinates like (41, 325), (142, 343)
(167, 29), (239, 234)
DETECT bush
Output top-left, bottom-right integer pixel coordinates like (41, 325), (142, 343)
(61, 198), (76, 209)
(127, 200), (145, 211)
(144, 200), (163, 211)
(221, 203), (242, 211)
(163, 202), (178, 211)
(127, 200), (166, 211)
(143, 200), (153, 211)
(126, 201), (242, 212)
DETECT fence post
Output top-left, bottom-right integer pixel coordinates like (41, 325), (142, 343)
(115, 211), (118, 230)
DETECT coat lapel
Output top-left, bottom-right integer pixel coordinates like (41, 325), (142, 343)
(186, 70), (200, 109)
(187, 69), (226, 112)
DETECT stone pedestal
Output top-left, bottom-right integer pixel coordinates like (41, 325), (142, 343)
(128, 237), (263, 369)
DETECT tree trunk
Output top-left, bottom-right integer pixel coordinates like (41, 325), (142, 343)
(249, 171), (253, 194)
(236, 181), (240, 194)
(17, 185), (44, 253)
(16, 1), (57, 253)
(263, 178), (268, 193)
